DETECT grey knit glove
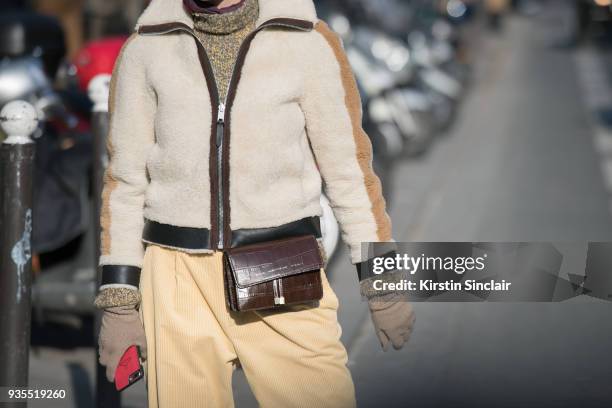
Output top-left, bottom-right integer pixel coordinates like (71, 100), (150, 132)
(98, 304), (147, 383)
(367, 291), (416, 352)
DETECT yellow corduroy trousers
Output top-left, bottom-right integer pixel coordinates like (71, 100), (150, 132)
(137, 243), (357, 408)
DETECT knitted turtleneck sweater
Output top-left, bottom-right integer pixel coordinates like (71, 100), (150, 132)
(191, 0), (259, 101)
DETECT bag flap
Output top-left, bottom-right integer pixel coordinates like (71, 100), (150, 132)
(226, 235), (323, 288)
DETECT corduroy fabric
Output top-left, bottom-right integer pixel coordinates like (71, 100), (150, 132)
(138, 243), (356, 408)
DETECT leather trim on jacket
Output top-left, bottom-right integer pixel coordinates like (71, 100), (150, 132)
(231, 216), (321, 247)
(101, 265), (142, 287)
(142, 218), (212, 250)
(355, 250), (397, 282)
(141, 216), (321, 251)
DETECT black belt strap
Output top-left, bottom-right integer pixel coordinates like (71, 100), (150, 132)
(231, 216), (321, 247)
(142, 219), (211, 250)
(101, 265), (141, 287)
(142, 216), (322, 250)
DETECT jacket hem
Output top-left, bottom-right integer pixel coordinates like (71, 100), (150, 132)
(142, 239), (217, 254)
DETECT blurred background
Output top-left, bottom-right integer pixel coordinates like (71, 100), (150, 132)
(0, 0), (611, 407)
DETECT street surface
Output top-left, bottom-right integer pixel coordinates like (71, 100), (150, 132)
(27, 8), (612, 408)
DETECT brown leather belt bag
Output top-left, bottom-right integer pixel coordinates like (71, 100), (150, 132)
(223, 235), (324, 312)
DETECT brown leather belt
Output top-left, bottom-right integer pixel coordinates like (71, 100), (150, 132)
(142, 216), (322, 251)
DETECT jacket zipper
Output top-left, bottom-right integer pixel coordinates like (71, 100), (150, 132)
(216, 102), (225, 249)
(138, 19), (313, 250)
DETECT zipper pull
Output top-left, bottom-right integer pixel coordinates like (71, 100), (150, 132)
(216, 103), (225, 147)
(217, 103), (225, 123)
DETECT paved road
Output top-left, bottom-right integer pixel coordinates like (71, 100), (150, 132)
(26, 8), (612, 408)
(343, 9), (612, 408)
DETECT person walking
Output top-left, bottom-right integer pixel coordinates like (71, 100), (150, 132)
(94, 0), (415, 406)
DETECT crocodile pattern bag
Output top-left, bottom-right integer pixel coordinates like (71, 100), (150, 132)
(223, 235), (324, 312)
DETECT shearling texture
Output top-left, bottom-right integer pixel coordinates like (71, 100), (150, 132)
(141, 238), (215, 254)
(297, 21), (393, 262)
(229, 21), (392, 262)
(94, 287), (142, 309)
(99, 33), (156, 269)
(359, 270), (410, 299)
(314, 22), (393, 242)
(99, 0), (394, 272)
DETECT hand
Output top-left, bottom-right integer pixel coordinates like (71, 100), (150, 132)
(368, 292), (415, 351)
(98, 305), (147, 383)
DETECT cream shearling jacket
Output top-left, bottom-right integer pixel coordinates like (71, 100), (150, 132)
(98, 0), (394, 289)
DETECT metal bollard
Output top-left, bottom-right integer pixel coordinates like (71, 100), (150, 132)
(88, 74), (122, 408)
(0, 101), (39, 405)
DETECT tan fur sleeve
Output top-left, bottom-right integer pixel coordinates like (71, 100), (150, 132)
(99, 34), (156, 270)
(301, 21), (394, 264)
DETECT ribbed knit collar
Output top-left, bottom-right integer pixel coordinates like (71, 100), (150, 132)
(190, 0), (258, 34)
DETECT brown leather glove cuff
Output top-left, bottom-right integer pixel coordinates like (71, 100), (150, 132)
(94, 287), (141, 309)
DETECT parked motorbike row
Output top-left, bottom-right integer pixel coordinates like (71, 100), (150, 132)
(0, 0), (475, 325)
(316, 0), (475, 265)
(319, 0), (473, 165)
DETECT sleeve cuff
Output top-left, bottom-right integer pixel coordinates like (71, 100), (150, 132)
(355, 249), (398, 281)
(98, 283), (139, 292)
(100, 264), (142, 288)
(94, 286), (141, 309)
(355, 249), (412, 300)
